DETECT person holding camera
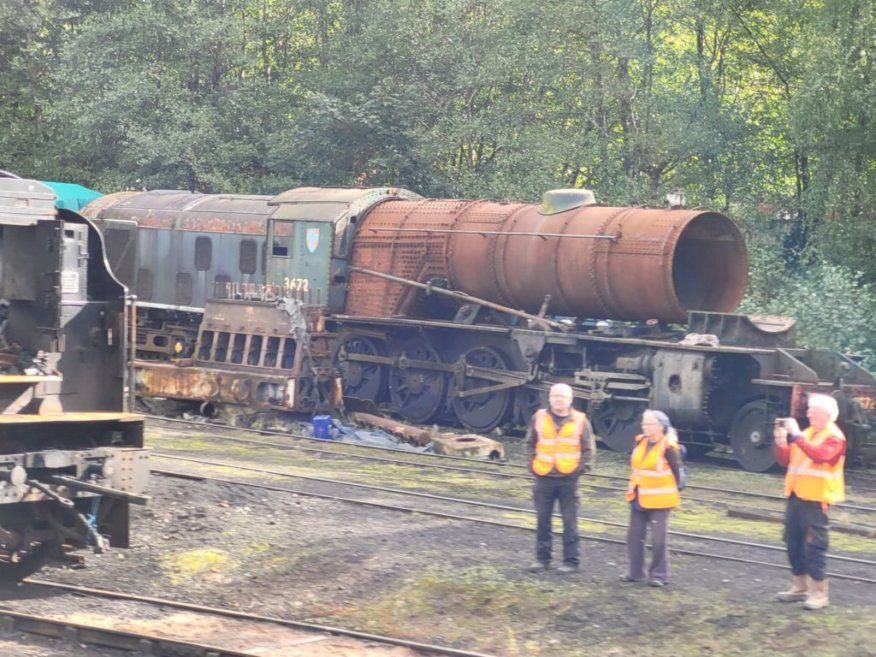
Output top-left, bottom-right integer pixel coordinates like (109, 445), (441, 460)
(773, 394), (846, 610)
(620, 409), (683, 587)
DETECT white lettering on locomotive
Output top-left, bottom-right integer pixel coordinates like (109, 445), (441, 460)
(224, 279), (312, 301)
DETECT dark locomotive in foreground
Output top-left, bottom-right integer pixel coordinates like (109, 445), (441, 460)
(0, 177), (148, 578)
(82, 186), (876, 472)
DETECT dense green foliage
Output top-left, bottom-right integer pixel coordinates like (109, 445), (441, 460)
(0, 0), (873, 355)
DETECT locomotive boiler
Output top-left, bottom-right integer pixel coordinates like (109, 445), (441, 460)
(82, 187), (876, 472)
(0, 177), (149, 578)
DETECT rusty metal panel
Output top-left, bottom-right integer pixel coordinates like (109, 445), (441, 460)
(347, 198), (496, 317)
(79, 191), (139, 219)
(198, 298), (312, 335)
(135, 361), (299, 410)
(350, 198), (748, 323)
(83, 190), (275, 234)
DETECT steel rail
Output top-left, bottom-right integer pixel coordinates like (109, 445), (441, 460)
(149, 427), (876, 525)
(147, 415), (876, 514)
(151, 456), (876, 570)
(12, 583), (502, 657)
(151, 467), (876, 585)
(0, 608), (255, 657)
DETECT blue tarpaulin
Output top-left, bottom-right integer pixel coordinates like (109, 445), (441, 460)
(41, 181), (103, 211)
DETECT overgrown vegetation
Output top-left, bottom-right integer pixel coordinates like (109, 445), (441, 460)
(1, 0), (874, 350)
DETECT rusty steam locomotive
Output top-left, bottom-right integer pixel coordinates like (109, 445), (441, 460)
(81, 186), (876, 472)
(0, 177), (149, 578)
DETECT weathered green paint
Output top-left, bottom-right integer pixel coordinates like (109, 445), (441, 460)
(266, 219), (332, 306)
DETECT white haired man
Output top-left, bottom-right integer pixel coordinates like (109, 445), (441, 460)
(773, 393), (846, 609)
(526, 383), (595, 574)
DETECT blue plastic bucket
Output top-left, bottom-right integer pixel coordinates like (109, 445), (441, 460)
(312, 415), (333, 440)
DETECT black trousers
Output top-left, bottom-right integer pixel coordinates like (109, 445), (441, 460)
(533, 475), (580, 565)
(784, 493), (830, 581)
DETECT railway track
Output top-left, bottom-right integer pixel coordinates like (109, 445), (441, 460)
(2, 580), (502, 657)
(150, 453), (876, 585)
(146, 415), (876, 519)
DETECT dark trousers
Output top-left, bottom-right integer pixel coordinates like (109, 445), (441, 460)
(626, 505), (671, 583)
(784, 494), (830, 581)
(533, 475), (580, 565)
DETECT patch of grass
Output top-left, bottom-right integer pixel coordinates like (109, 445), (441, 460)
(672, 503), (782, 541)
(160, 548), (230, 585)
(332, 562), (875, 657)
(345, 564), (588, 651)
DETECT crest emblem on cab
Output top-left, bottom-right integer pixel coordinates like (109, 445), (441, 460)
(305, 227), (320, 253)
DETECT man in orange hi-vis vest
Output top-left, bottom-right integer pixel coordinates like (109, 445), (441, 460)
(526, 383), (595, 574)
(773, 393), (846, 610)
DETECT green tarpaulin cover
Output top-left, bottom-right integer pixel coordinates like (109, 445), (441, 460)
(41, 181), (103, 211)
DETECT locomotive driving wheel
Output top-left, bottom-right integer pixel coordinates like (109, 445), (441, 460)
(729, 400), (778, 472)
(388, 338), (448, 424)
(334, 333), (388, 404)
(590, 399), (644, 453)
(451, 346), (513, 433)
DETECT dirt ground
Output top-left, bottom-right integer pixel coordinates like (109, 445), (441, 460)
(3, 421), (876, 657)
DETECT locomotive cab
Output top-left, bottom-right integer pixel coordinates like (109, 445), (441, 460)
(266, 186), (422, 313)
(265, 218), (332, 306)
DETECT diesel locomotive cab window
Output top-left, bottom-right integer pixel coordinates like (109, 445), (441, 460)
(194, 236), (212, 271)
(239, 239), (257, 274)
(269, 220), (294, 257)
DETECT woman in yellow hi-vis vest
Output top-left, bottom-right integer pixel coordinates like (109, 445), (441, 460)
(773, 393), (846, 610)
(527, 383), (595, 574)
(621, 409), (682, 587)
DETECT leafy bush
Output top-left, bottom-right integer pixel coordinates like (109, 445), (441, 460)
(741, 242), (876, 367)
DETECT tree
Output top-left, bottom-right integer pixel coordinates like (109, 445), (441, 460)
(46, 0), (304, 192)
(789, 0), (876, 276)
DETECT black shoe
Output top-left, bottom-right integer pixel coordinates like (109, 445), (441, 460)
(557, 563), (579, 574)
(649, 579), (666, 587)
(528, 561), (549, 573)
